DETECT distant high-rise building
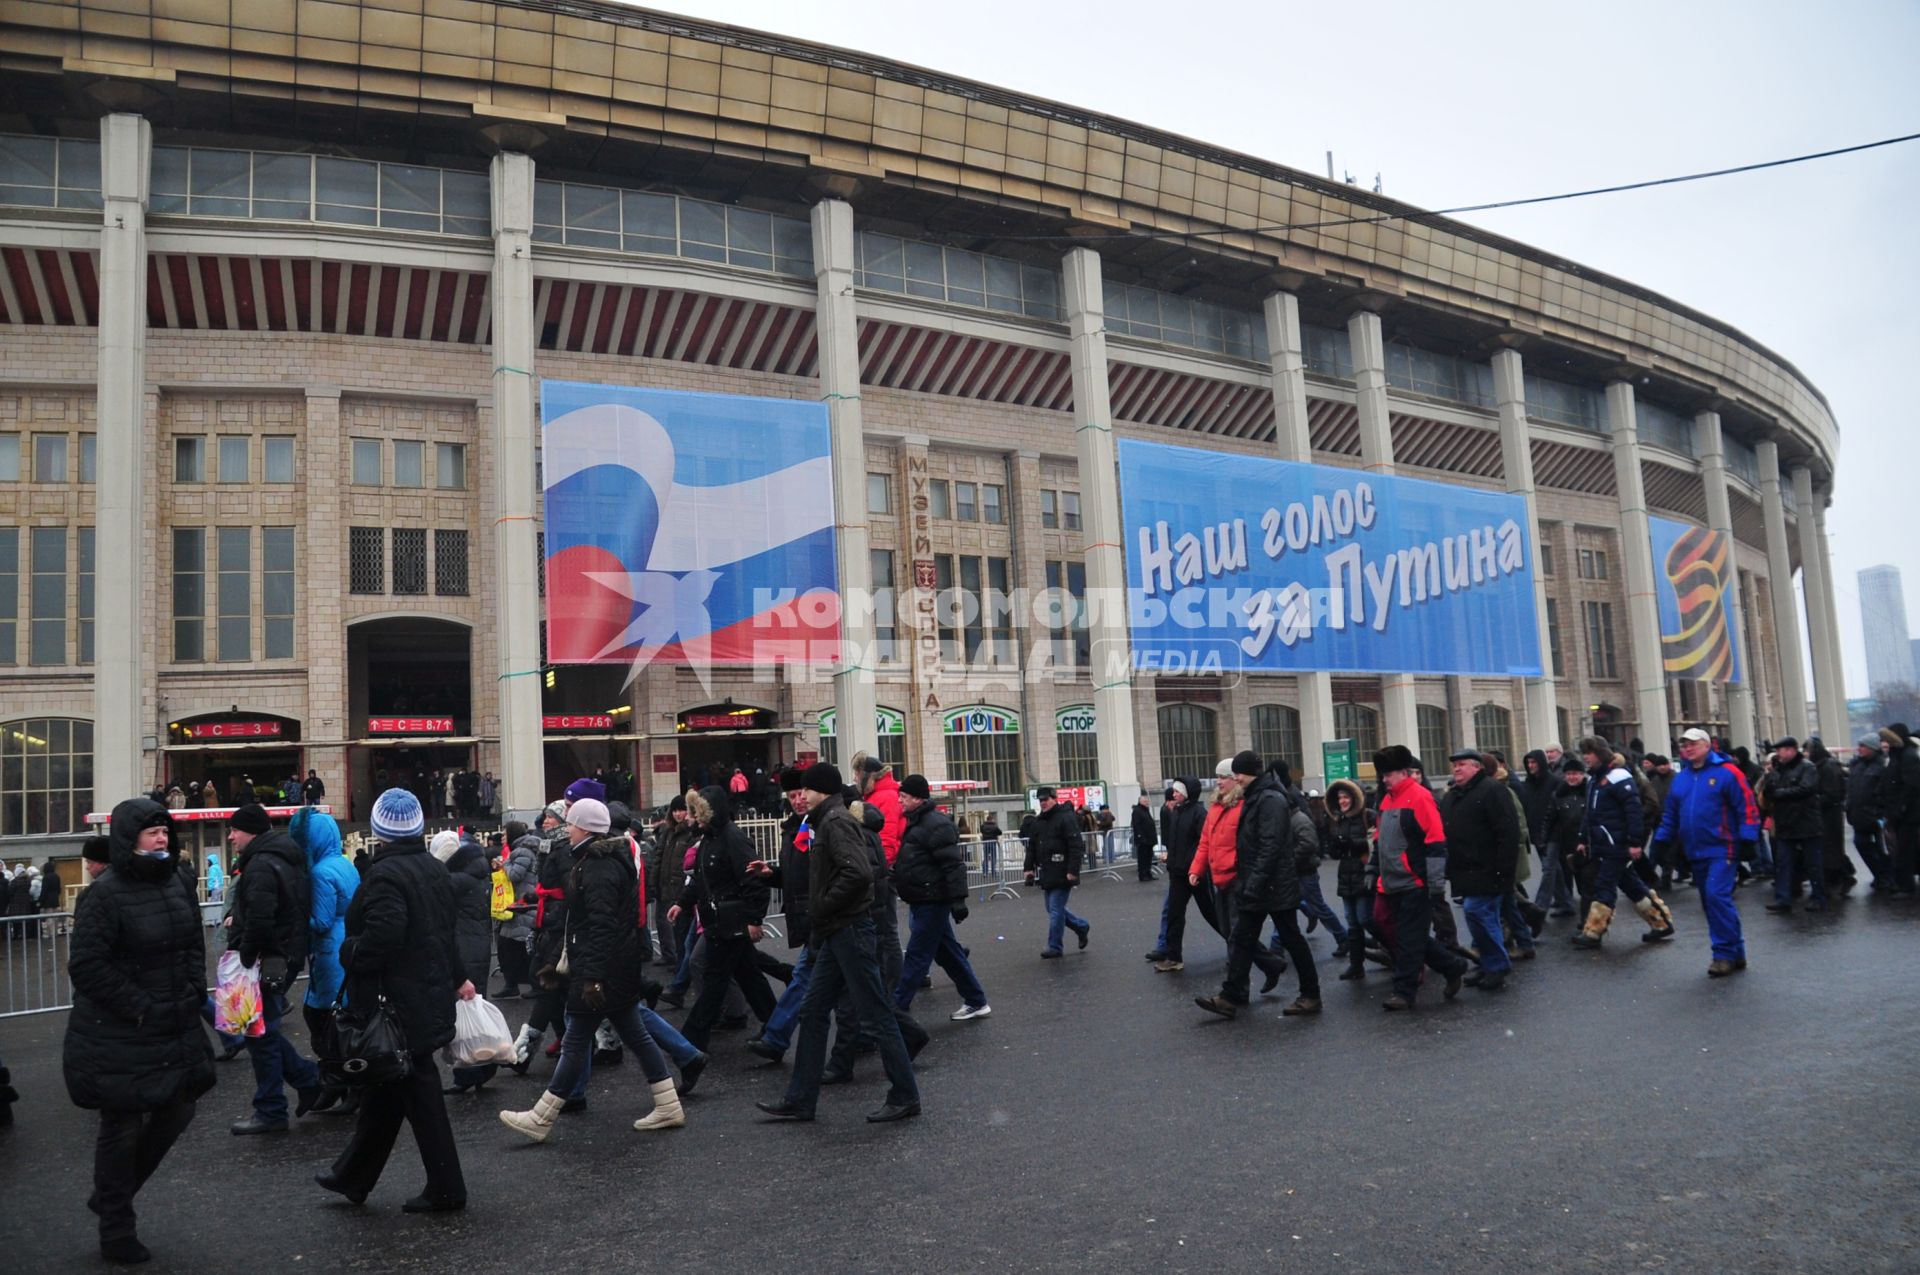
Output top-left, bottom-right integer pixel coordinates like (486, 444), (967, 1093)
(1859, 565), (1915, 693)
(1911, 637), (1920, 683)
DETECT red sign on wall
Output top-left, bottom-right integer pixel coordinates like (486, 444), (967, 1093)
(684, 713), (740, 730)
(652, 754), (680, 774)
(543, 714), (614, 731)
(194, 720), (283, 739)
(795, 751), (818, 768)
(368, 717), (454, 735)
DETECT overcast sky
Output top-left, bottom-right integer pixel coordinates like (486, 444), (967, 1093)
(634, 0), (1918, 697)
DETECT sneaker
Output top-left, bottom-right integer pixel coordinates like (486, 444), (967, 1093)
(950, 1003), (992, 1021)
(1153, 958), (1184, 972)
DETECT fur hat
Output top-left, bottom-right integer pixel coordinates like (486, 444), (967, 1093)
(1372, 744), (1418, 775)
(779, 766), (806, 792)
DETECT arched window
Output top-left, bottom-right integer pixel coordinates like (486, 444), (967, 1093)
(1157, 703), (1219, 784)
(1416, 705), (1450, 771)
(1333, 703), (1380, 760)
(1250, 704), (1301, 773)
(1473, 704), (1514, 762)
(2, 717), (93, 836)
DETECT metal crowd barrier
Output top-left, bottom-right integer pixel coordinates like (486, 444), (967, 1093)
(2, 912), (74, 1017)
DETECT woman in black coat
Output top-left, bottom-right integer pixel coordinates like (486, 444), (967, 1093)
(436, 832), (497, 1093)
(315, 790), (469, 1212)
(62, 799), (215, 1264)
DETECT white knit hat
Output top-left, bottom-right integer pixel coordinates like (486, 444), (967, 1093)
(429, 830), (461, 863)
(566, 797), (612, 834)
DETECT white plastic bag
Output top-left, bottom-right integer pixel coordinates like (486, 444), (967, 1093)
(442, 996), (514, 1068)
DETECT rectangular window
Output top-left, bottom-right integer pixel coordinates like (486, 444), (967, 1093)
(79, 434), (97, 483)
(937, 553), (1014, 665)
(1040, 489), (1057, 529)
(76, 526), (93, 665)
(981, 484), (1004, 525)
(1539, 535), (1554, 576)
(1046, 559), (1089, 667)
(1583, 600), (1618, 679)
(217, 435), (249, 484)
(29, 526), (66, 665)
(870, 548), (897, 663)
(216, 526), (250, 661)
(172, 528), (204, 660)
(33, 433), (66, 483)
(263, 435), (296, 484)
(351, 438), (382, 485)
(1061, 491), (1082, 531)
(928, 479), (949, 520)
(0, 434), (18, 481)
(866, 473), (892, 515)
(0, 527), (15, 664)
(1577, 547), (1610, 581)
(174, 436), (205, 483)
(263, 526), (294, 659)
(392, 527), (427, 595)
(1546, 596), (1565, 679)
(435, 442), (466, 490)
(942, 731), (1022, 796)
(434, 529), (469, 596)
(349, 526), (384, 594)
(392, 440), (424, 488)
(954, 482), (976, 522)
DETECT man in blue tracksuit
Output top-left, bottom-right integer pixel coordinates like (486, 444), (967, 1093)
(1569, 736), (1675, 949)
(1651, 727), (1760, 977)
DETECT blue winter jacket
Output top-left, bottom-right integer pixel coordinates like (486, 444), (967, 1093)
(1579, 759), (1645, 857)
(1651, 749), (1760, 863)
(291, 807), (359, 1008)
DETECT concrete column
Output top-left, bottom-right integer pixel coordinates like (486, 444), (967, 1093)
(811, 199), (880, 765)
(1755, 440), (1809, 737)
(1694, 411), (1756, 751)
(303, 387), (349, 792)
(93, 114), (150, 805)
(488, 153), (544, 811)
(1262, 291), (1336, 783)
(1062, 248), (1140, 808)
(1792, 466), (1844, 738)
(1346, 310), (1419, 753)
(1812, 495), (1847, 709)
(1604, 381), (1673, 750)
(1490, 348), (1561, 750)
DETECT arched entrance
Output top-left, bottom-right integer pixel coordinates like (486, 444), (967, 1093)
(675, 702), (780, 814)
(346, 616), (474, 824)
(164, 711), (304, 806)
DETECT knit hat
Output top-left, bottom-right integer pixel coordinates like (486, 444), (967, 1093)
(230, 803), (272, 835)
(900, 774), (931, 800)
(1372, 744), (1418, 775)
(669, 794), (687, 813)
(429, 830), (461, 863)
(567, 797), (612, 834)
(371, 787), (425, 841)
(1561, 757), (1587, 774)
(1774, 736), (1800, 752)
(505, 820), (529, 843)
(607, 801), (632, 833)
(801, 762), (844, 795)
(564, 777), (606, 804)
(779, 766), (806, 792)
(1215, 758), (1235, 778)
(543, 800), (567, 823)
(1860, 735), (1882, 749)
(82, 835), (111, 863)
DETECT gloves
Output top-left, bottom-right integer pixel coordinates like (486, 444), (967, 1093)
(950, 901), (969, 924)
(581, 980), (606, 1010)
(1023, 873), (1036, 886)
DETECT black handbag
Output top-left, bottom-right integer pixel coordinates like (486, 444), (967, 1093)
(319, 990), (413, 1088)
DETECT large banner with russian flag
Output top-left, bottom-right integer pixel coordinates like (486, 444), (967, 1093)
(540, 381), (840, 673)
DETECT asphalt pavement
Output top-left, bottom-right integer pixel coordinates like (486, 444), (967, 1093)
(2, 865), (1917, 1273)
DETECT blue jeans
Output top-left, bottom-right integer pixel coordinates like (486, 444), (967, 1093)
(1752, 830), (1775, 874)
(666, 929), (697, 996)
(244, 989), (319, 1121)
(1296, 874), (1347, 943)
(1536, 844), (1576, 911)
(1773, 836), (1826, 904)
(1461, 895), (1512, 976)
(981, 840), (999, 873)
(548, 1003), (670, 1101)
(567, 1005), (697, 1101)
(1692, 854), (1745, 961)
(1154, 893), (1171, 951)
(1044, 888), (1088, 954)
(895, 902), (987, 1011)
(758, 943), (816, 1052)
(1500, 892), (1536, 952)
(785, 921), (918, 1111)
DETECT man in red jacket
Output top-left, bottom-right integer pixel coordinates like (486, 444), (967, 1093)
(854, 753), (906, 867)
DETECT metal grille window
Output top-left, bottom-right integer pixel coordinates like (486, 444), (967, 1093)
(533, 181), (813, 276)
(29, 526), (65, 666)
(349, 527), (384, 595)
(1303, 324), (1354, 379)
(1546, 597), (1565, 677)
(393, 440), (424, 488)
(0, 135), (103, 209)
(1417, 704), (1450, 769)
(1333, 703), (1381, 760)
(1473, 704), (1513, 761)
(536, 531), (547, 598)
(76, 527), (93, 665)
(0, 527), (15, 664)
(392, 528), (427, 596)
(942, 730), (1022, 796)
(1045, 560), (1088, 667)
(435, 529), (469, 596)
(435, 443), (466, 490)
(856, 232), (1060, 320)
(1584, 601), (1619, 679)
(935, 554), (1015, 666)
(1525, 374), (1607, 433)
(216, 527), (250, 661)
(1104, 283), (1264, 360)
(33, 434), (66, 482)
(870, 549), (897, 663)
(351, 438), (382, 485)
(1385, 341), (1495, 409)
(172, 528), (204, 660)
(263, 527), (294, 659)
(148, 146), (488, 235)
(174, 436), (205, 483)
(1251, 704), (1302, 773)
(0, 434), (18, 481)
(1157, 703), (1219, 785)
(263, 436), (296, 484)
(1, 717), (94, 837)
(217, 435), (249, 484)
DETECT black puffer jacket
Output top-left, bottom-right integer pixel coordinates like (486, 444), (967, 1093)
(894, 803), (966, 905)
(1235, 772), (1311, 913)
(1022, 802), (1084, 889)
(227, 827), (310, 984)
(564, 834), (649, 1012)
(678, 787), (770, 939)
(805, 794), (874, 942)
(1762, 755), (1823, 841)
(1439, 768), (1518, 896)
(1324, 779), (1375, 899)
(339, 836), (462, 1054)
(1846, 752), (1886, 827)
(1158, 785), (1205, 877)
(760, 811), (813, 949)
(63, 799), (216, 1113)
(443, 839), (493, 989)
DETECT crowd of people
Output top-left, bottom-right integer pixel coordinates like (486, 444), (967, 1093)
(36, 720), (1920, 1264)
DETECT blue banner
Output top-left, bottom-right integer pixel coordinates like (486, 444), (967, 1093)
(1116, 438), (1542, 676)
(1649, 514), (1743, 684)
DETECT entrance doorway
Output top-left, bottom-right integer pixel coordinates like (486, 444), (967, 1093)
(673, 704), (782, 815)
(347, 742), (476, 827)
(163, 713), (304, 807)
(346, 617), (475, 824)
